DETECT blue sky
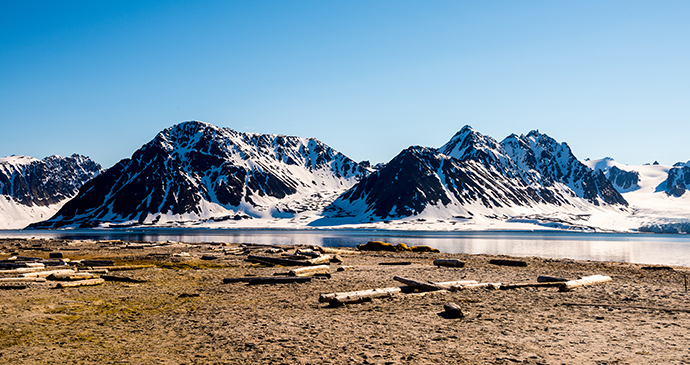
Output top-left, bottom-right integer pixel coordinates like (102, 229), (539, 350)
(1, 1), (689, 168)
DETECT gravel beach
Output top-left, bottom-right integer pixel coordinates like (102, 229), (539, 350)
(1, 238), (689, 364)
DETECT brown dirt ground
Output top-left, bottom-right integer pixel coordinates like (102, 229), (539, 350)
(1, 238), (689, 365)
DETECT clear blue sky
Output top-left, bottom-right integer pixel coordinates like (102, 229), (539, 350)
(1, 1), (689, 168)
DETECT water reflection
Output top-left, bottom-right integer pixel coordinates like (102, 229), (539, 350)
(2, 229), (690, 266)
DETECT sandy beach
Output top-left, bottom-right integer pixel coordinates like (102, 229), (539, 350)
(1, 238), (689, 364)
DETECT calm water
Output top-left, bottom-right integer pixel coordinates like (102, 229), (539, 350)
(2, 228), (690, 266)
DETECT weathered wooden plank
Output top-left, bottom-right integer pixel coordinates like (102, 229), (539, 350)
(101, 275), (147, 283)
(433, 259), (465, 268)
(47, 272), (97, 281)
(559, 275), (612, 292)
(316, 247), (361, 255)
(288, 265), (330, 277)
(80, 260), (114, 267)
(54, 278), (105, 288)
(450, 282), (502, 291)
(489, 259), (527, 267)
(324, 287), (403, 306)
(21, 269), (77, 278)
(393, 276), (445, 291)
(247, 255), (331, 266)
(537, 275), (568, 283)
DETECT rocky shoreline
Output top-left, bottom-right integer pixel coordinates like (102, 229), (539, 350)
(1, 238), (689, 364)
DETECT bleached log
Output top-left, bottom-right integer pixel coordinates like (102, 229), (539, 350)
(433, 259), (466, 268)
(54, 278), (105, 288)
(443, 302), (465, 318)
(308, 255), (332, 265)
(324, 287), (402, 306)
(288, 265), (330, 277)
(450, 282), (502, 291)
(559, 275), (612, 292)
(21, 269), (77, 278)
(295, 249), (321, 258)
(316, 247), (361, 255)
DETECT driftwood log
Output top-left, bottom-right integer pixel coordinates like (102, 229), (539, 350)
(54, 278), (105, 288)
(0, 277), (47, 283)
(47, 272), (98, 281)
(322, 287), (403, 306)
(433, 259), (466, 268)
(101, 275), (147, 283)
(451, 282), (502, 290)
(537, 275), (568, 283)
(393, 276), (445, 291)
(21, 269), (77, 278)
(289, 265), (331, 277)
(99, 265), (155, 271)
(559, 275), (612, 292)
(316, 247), (361, 255)
(489, 259), (527, 267)
(393, 277), (478, 291)
(247, 255), (332, 267)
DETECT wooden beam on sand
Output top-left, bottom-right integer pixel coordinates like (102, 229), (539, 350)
(537, 276), (568, 283)
(21, 269), (76, 279)
(247, 255), (331, 267)
(393, 277), (478, 291)
(47, 272), (98, 281)
(54, 278), (105, 288)
(489, 259), (527, 267)
(451, 282), (502, 291)
(559, 275), (612, 292)
(322, 287), (403, 306)
(288, 265), (330, 277)
(316, 247), (361, 255)
(0, 277), (47, 283)
(433, 259), (465, 268)
(393, 276), (445, 291)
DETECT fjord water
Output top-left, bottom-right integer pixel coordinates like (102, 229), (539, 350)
(3, 229), (690, 266)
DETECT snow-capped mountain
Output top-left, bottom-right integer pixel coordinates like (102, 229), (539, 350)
(0, 154), (102, 229)
(30, 121), (370, 228)
(317, 126), (628, 229)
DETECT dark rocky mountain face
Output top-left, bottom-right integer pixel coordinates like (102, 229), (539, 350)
(502, 131), (627, 206)
(0, 154), (102, 207)
(324, 126), (628, 221)
(31, 121), (369, 228)
(666, 162), (690, 197)
(607, 166), (640, 192)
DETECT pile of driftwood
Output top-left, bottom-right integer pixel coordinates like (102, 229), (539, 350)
(318, 274), (612, 308)
(223, 246), (360, 285)
(0, 254), (151, 290)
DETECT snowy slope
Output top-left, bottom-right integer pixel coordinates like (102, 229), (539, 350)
(583, 158), (690, 231)
(0, 154), (102, 229)
(31, 121), (370, 228)
(316, 127), (628, 231)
